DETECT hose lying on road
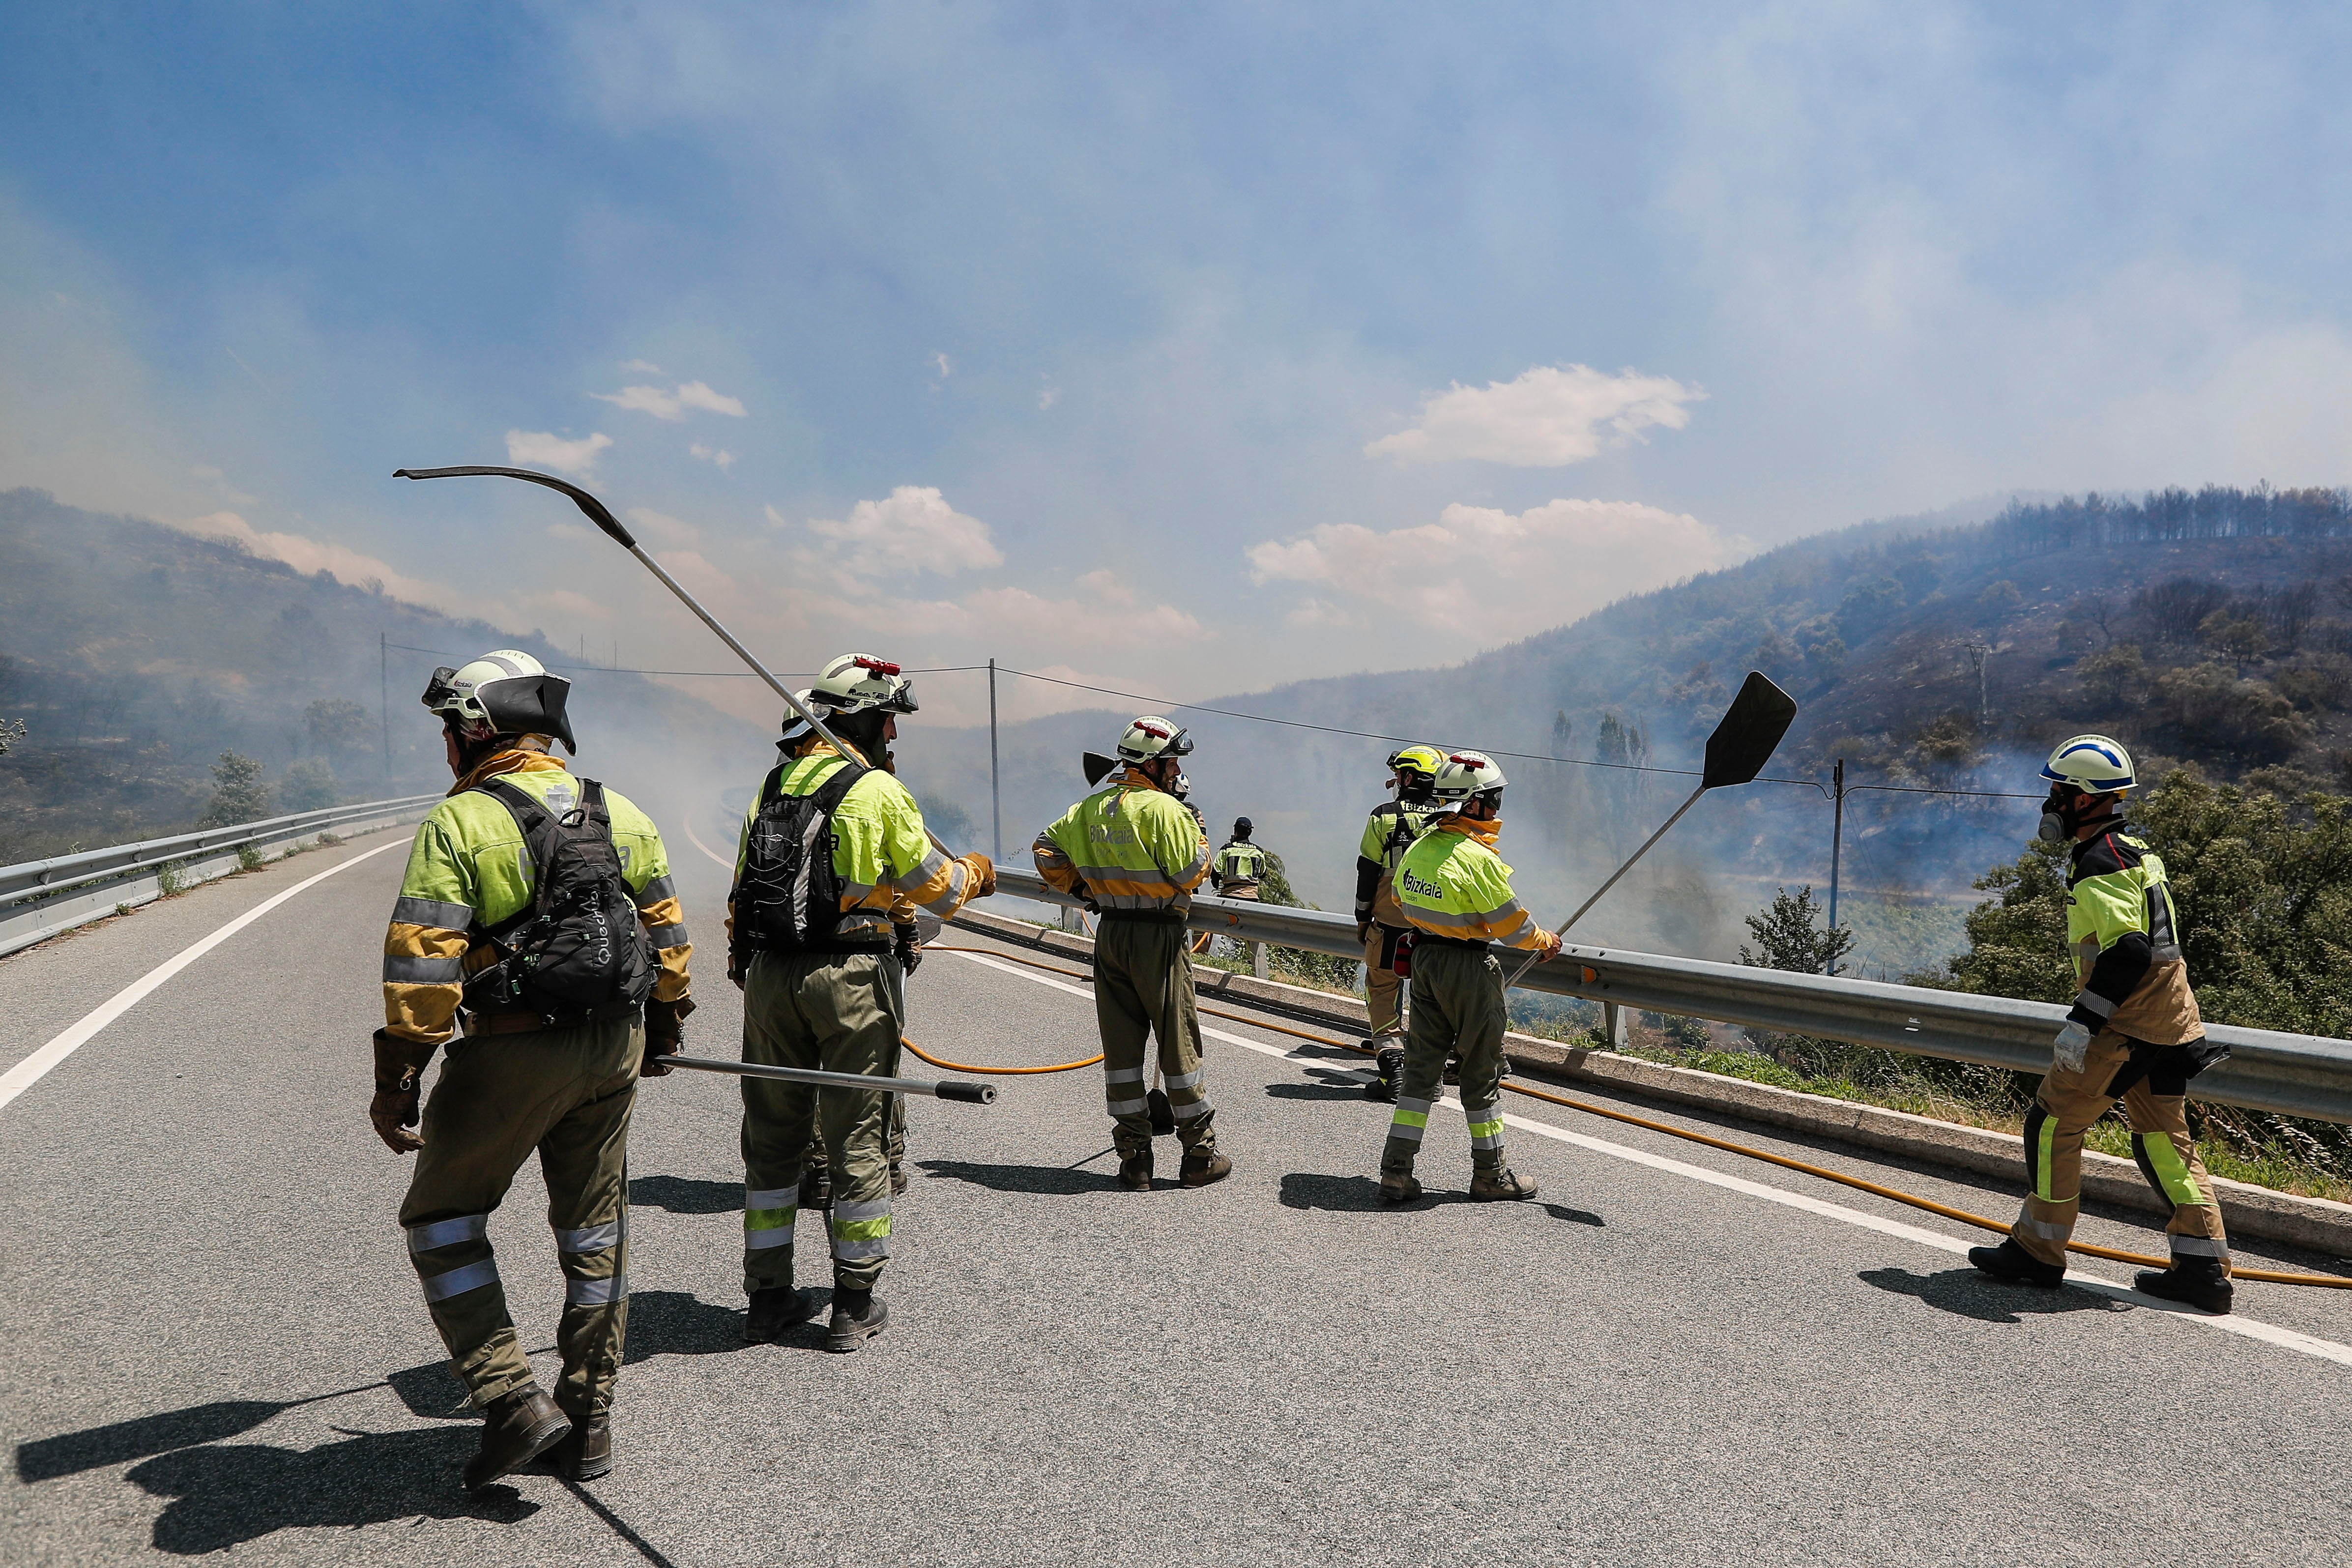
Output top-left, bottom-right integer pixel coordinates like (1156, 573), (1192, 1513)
(935, 944), (2352, 1290)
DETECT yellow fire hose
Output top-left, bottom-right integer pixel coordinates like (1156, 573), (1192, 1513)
(928, 945), (2352, 1289)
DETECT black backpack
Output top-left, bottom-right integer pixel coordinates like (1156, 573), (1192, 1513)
(731, 756), (871, 960)
(462, 776), (655, 1024)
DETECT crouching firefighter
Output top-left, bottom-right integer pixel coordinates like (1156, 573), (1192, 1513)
(1356, 745), (1442, 1102)
(728, 654), (994, 1350)
(1035, 717), (1232, 1191)
(1970, 735), (2234, 1313)
(371, 650), (695, 1489)
(1379, 752), (1558, 1204)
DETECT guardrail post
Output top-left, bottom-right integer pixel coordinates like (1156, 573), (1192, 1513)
(1253, 941), (1268, 980)
(1603, 1002), (1629, 1050)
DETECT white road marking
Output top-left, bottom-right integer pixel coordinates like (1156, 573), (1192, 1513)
(0, 840), (409, 1115)
(684, 807), (734, 871)
(944, 943), (2352, 1369)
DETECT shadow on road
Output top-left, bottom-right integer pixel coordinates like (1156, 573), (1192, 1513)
(916, 1158), (1117, 1195)
(629, 1174), (742, 1214)
(624, 1288), (781, 1359)
(1266, 1081), (1366, 1102)
(125, 1426), (537, 1554)
(1859, 1266), (2134, 1324)
(1278, 1172), (1604, 1227)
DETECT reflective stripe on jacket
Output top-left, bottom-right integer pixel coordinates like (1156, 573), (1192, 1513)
(1393, 817), (1546, 951)
(1212, 841), (1266, 889)
(2064, 825), (2203, 1045)
(383, 749), (691, 1045)
(1033, 768), (1212, 912)
(1354, 801), (1433, 927)
(727, 739), (978, 946)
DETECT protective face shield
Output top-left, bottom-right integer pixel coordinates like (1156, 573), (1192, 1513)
(811, 653), (919, 717)
(422, 650), (576, 754)
(2036, 734), (2134, 842)
(1428, 751), (1507, 813)
(1116, 716), (1193, 765)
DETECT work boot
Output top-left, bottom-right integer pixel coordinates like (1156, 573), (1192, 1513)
(1442, 1053), (1462, 1086)
(889, 1161), (908, 1197)
(744, 1286), (818, 1342)
(1118, 1149), (1153, 1191)
(1471, 1167), (1539, 1201)
(462, 1386), (570, 1492)
(1967, 1240), (2065, 1288)
(800, 1164), (831, 1213)
(1364, 1045), (1402, 1103)
(1180, 1150), (1233, 1188)
(550, 1412), (611, 1481)
(2134, 1260), (2234, 1314)
(1148, 1087), (1176, 1136)
(824, 1289), (890, 1352)
(1380, 1172), (1423, 1204)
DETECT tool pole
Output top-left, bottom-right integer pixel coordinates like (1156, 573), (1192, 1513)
(1503, 782), (1706, 989)
(652, 1053), (995, 1103)
(1826, 758), (1844, 973)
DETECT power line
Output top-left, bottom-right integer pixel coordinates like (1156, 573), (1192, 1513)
(381, 640), (986, 679)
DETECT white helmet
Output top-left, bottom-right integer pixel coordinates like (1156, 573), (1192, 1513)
(2041, 734), (2134, 794)
(422, 649), (575, 754)
(809, 653), (919, 717)
(1429, 750), (1507, 808)
(1116, 715), (1193, 764)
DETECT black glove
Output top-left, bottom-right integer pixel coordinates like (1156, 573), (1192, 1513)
(370, 1029), (439, 1154)
(894, 926), (923, 975)
(641, 994), (695, 1077)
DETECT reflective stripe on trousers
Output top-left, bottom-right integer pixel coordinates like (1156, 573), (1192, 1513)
(831, 1197), (892, 1262)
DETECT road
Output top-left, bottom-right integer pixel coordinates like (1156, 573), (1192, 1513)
(2, 820), (2349, 1566)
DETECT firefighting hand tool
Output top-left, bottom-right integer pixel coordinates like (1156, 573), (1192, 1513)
(1505, 670), (1798, 990)
(392, 466), (963, 860)
(1083, 751), (1119, 787)
(648, 1052), (996, 1103)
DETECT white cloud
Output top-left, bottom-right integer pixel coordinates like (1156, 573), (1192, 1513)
(505, 429), (612, 474)
(627, 507), (703, 548)
(590, 379), (748, 420)
(801, 485), (1005, 579)
(1248, 497), (1749, 645)
(950, 571), (1206, 648)
(1365, 364), (1705, 466)
(932, 352), (953, 379)
(1038, 383), (1060, 410)
(690, 441), (737, 470)
(621, 358), (664, 374)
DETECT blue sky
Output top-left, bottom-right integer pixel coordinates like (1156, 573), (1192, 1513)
(5, 2), (2351, 725)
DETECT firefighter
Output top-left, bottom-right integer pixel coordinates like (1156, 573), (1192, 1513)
(1969, 735), (2234, 1313)
(1210, 816), (1268, 968)
(371, 649), (695, 1489)
(1355, 745), (1443, 1102)
(1377, 750), (1559, 1203)
(1035, 716), (1231, 1191)
(728, 655), (993, 1350)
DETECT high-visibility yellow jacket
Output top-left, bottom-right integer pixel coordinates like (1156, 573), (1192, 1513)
(1211, 840), (1267, 892)
(1033, 767), (1212, 912)
(2063, 824), (2202, 1045)
(1392, 816), (1556, 953)
(1354, 801), (1434, 928)
(383, 749), (691, 1046)
(727, 738), (982, 947)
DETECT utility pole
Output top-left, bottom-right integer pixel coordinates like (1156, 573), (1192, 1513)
(1965, 641), (1992, 730)
(379, 631), (391, 784)
(1826, 757), (1845, 975)
(988, 658), (1002, 861)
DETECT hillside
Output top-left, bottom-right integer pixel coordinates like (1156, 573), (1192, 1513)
(0, 489), (766, 863)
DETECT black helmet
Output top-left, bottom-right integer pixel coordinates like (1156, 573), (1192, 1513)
(1233, 816), (1253, 838)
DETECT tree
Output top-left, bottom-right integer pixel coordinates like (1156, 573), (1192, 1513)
(0, 717), (24, 756)
(2076, 643), (2147, 708)
(197, 751), (270, 828)
(303, 697), (372, 753)
(1738, 885), (1856, 976)
(1550, 709), (1574, 758)
(279, 756), (341, 812)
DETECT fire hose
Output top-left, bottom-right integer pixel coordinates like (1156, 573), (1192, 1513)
(929, 944), (2352, 1289)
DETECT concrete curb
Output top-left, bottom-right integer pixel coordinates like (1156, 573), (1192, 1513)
(950, 905), (2352, 1261)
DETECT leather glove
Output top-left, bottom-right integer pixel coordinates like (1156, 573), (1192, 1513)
(2052, 1019), (2093, 1075)
(1356, 921), (1373, 946)
(641, 994), (695, 1077)
(370, 1029), (439, 1154)
(962, 852), (998, 898)
(1537, 930), (1563, 960)
(894, 925), (924, 975)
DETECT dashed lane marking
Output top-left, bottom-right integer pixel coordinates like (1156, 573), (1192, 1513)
(943, 943), (2352, 1370)
(0, 840), (408, 1116)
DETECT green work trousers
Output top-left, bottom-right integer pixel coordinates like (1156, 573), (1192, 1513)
(1381, 943), (1508, 1177)
(740, 948), (903, 1295)
(1094, 913), (1216, 1157)
(2010, 1028), (2229, 1269)
(399, 1014), (640, 1421)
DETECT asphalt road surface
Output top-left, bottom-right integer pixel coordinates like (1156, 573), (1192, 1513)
(3, 821), (2349, 1566)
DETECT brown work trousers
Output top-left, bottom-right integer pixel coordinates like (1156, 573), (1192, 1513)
(399, 1015), (640, 1421)
(1363, 923), (1408, 1038)
(2009, 1028), (2229, 1270)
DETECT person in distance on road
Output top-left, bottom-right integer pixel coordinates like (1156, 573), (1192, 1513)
(372, 648), (696, 1490)
(1377, 751), (1559, 1204)
(1209, 815), (1269, 970)
(1968, 734), (2234, 1313)
(1354, 745), (1443, 1103)
(1034, 716), (1232, 1191)
(726, 654), (993, 1352)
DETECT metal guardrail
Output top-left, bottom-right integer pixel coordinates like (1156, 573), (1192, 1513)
(992, 868), (2352, 1125)
(0, 793), (441, 958)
